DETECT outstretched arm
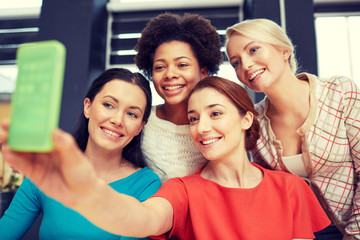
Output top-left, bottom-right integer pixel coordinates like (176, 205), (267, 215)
(0, 123), (173, 237)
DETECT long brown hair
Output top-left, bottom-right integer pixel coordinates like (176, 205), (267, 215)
(74, 68), (152, 168)
(189, 76), (260, 151)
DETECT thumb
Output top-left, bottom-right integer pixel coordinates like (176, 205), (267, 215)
(52, 129), (84, 166)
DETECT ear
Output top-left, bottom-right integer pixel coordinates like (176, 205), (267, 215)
(241, 111), (254, 131)
(135, 121), (146, 136)
(200, 67), (209, 80)
(83, 98), (91, 119)
(282, 49), (291, 62)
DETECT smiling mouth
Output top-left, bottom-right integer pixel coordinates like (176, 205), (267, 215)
(249, 69), (265, 82)
(201, 138), (220, 145)
(164, 85), (184, 91)
(102, 128), (123, 137)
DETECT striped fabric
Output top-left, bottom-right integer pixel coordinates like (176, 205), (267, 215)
(251, 73), (360, 239)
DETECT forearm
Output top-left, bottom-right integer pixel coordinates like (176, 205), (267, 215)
(1, 128), (171, 237)
(71, 178), (169, 238)
(0, 180), (41, 239)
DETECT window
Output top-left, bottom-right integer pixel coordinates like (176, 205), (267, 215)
(315, 16), (360, 86)
(0, 0), (42, 97)
(314, 0), (360, 87)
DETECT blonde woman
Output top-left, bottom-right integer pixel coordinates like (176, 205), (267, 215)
(225, 18), (360, 240)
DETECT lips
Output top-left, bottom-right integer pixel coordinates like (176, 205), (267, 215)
(101, 127), (123, 138)
(249, 69), (265, 82)
(163, 85), (184, 91)
(200, 137), (220, 145)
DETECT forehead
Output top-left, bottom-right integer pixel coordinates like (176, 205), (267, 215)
(226, 33), (254, 49)
(189, 87), (233, 109)
(154, 40), (196, 59)
(97, 80), (146, 104)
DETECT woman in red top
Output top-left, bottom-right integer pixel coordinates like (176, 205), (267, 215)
(1, 76), (329, 239)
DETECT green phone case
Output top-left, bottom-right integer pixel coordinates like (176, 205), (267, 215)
(8, 40), (66, 152)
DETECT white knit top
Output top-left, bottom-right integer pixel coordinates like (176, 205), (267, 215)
(141, 106), (207, 182)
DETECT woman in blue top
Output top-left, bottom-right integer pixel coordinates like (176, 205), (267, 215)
(0, 68), (161, 239)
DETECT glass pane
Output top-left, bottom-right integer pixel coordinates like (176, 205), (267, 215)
(0, 65), (17, 94)
(0, 0), (42, 8)
(315, 16), (360, 88)
(348, 16), (360, 87)
(315, 17), (351, 78)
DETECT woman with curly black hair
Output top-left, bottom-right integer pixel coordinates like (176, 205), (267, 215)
(134, 12), (223, 182)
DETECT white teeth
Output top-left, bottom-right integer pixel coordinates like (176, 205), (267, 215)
(165, 85), (183, 90)
(249, 69), (265, 81)
(103, 129), (120, 137)
(202, 138), (218, 145)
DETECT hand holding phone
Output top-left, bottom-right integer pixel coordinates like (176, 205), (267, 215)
(8, 40), (66, 152)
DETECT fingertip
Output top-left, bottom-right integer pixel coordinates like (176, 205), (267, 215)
(0, 120), (9, 142)
(0, 133), (6, 145)
(52, 129), (77, 151)
(52, 128), (62, 141)
(1, 144), (12, 164)
(0, 119), (10, 130)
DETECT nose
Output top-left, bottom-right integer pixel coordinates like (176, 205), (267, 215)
(165, 65), (179, 80)
(197, 115), (211, 134)
(110, 111), (124, 127)
(242, 56), (253, 70)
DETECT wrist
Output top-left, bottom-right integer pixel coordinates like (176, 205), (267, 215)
(72, 178), (108, 213)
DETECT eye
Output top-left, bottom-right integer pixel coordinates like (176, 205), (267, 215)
(178, 62), (189, 68)
(127, 111), (139, 119)
(211, 111), (222, 117)
(231, 60), (241, 69)
(153, 65), (165, 71)
(103, 102), (114, 109)
(250, 47), (259, 54)
(188, 116), (199, 124)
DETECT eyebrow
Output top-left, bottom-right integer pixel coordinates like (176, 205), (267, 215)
(104, 95), (144, 114)
(154, 56), (192, 63)
(187, 103), (225, 115)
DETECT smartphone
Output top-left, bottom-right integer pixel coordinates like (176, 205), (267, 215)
(8, 40), (66, 152)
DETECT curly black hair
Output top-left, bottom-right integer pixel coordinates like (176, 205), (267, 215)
(134, 12), (223, 79)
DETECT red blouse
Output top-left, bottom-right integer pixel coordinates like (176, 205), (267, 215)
(151, 163), (330, 240)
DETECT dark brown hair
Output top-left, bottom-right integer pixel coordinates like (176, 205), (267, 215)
(74, 68), (152, 168)
(189, 76), (260, 151)
(134, 12), (223, 79)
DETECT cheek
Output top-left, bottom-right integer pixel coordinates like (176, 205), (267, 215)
(152, 77), (163, 92)
(91, 108), (106, 122)
(215, 121), (232, 134)
(189, 127), (197, 142)
(90, 107), (113, 128)
(185, 70), (201, 83)
(126, 119), (144, 135)
(236, 71), (247, 84)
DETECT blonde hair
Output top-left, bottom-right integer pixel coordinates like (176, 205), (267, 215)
(225, 18), (298, 74)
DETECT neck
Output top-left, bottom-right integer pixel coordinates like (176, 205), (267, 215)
(157, 102), (189, 125)
(85, 146), (124, 171)
(85, 146), (137, 183)
(84, 140), (138, 183)
(266, 74), (310, 116)
(201, 149), (262, 188)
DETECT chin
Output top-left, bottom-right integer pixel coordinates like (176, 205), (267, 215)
(201, 153), (217, 161)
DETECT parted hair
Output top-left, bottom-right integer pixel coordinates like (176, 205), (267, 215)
(134, 12), (223, 79)
(225, 18), (298, 74)
(189, 76), (260, 151)
(73, 68), (152, 168)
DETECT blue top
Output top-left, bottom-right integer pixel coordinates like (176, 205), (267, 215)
(0, 167), (161, 240)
